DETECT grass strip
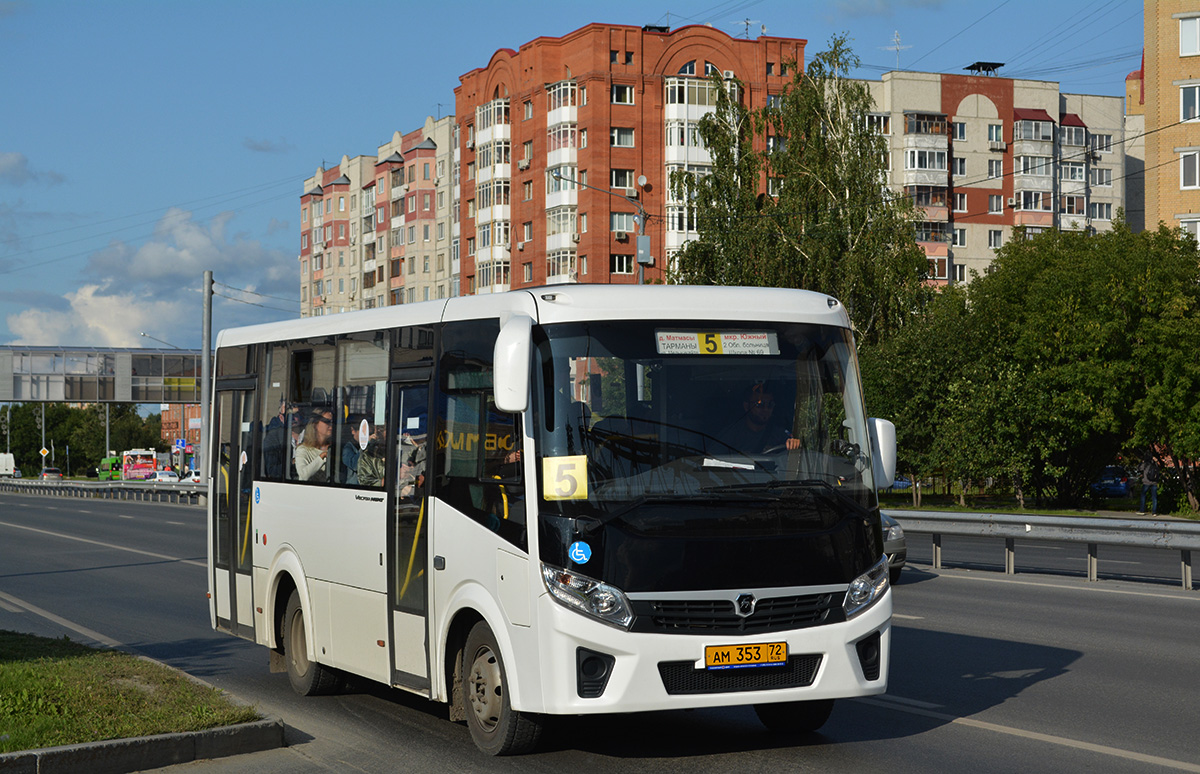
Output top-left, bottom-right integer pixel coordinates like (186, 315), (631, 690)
(0, 630), (259, 754)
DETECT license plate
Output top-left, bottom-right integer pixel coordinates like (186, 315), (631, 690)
(704, 641), (788, 670)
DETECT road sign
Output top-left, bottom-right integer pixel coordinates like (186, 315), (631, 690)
(175, 438), (186, 451)
(40, 447), (49, 457)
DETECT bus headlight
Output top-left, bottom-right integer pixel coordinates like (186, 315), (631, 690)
(541, 564), (634, 629)
(843, 556), (890, 620)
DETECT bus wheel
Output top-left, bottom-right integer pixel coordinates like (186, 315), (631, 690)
(462, 621), (542, 755)
(754, 699), (834, 733)
(282, 591), (341, 696)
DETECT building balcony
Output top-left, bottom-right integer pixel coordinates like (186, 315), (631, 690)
(1014, 210), (1054, 227)
(547, 105), (577, 126)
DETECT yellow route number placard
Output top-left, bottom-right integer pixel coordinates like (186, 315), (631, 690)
(542, 456), (588, 500)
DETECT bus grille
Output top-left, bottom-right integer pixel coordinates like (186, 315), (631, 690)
(658, 655), (823, 695)
(631, 592), (842, 635)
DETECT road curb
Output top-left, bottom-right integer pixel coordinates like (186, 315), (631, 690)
(0, 716), (285, 774)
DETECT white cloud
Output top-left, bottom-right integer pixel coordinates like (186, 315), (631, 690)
(5, 208), (298, 347)
(0, 152), (65, 186)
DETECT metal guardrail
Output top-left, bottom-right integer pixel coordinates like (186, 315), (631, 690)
(887, 509), (1199, 589)
(0, 478), (207, 506)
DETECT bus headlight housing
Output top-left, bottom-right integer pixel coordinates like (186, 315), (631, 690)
(843, 556), (890, 620)
(541, 564), (634, 629)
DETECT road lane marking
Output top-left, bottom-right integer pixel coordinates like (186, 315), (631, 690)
(872, 694), (943, 709)
(0, 519), (205, 568)
(167, 521), (184, 526)
(118, 515), (134, 520)
(892, 613), (924, 620)
(856, 696), (1200, 772)
(0, 597), (24, 613)
(0, 590), (123, 648)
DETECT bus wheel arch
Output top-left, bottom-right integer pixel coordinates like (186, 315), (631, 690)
(281, 588), (343, 696)
(461, 619), (543, 755)
(444, 608), (484, 723)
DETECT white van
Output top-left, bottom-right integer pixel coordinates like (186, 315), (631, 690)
(0, 453), (14, 477)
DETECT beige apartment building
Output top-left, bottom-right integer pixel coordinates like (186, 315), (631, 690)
(864, 70), (1127, 284)
(1127, 0), (1200, 237)
(299, 115), (458, 317)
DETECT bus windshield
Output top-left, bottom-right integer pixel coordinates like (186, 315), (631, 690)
(534, 320), (878, 517)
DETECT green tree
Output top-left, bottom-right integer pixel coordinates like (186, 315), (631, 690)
(670, 34), (928, 345)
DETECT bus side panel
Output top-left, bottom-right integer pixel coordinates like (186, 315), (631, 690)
(253, 483), (389, 681)
(430, 500), (544, 712)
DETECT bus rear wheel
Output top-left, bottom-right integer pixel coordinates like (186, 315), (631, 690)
(462, 621), (542, 755)
(282, 591), (342, 696)
(754, 699), (835, 733)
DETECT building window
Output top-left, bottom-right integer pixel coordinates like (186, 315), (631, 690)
(1020, 191), (1052, 211)
(611, 84), (635, 104)
(1016, 155), (1054, 176)
(988, 159), (1003, 179)
(523, 140), (533, 160)
(610, 49), (618, 64)
(989, 195), (1003, 214)
(988, 124), (1004, 142)
(1182, 151), (1200, 189)
(524, 100), (533, 120)
(1183, 85), (1200, 121)
(988, 230), (1003, 249)
(1014, 120), (1054, 141)
(952, 157), (966, 176)
(523, 221), (533, 241)
(952, 122), (966, 140)
(611, 212), (636, 234)
(904, 113), (947, 135)
(951, 228), (966, 246)
(954, 192), (967, 212)
(611, 169), (636, 189)
(1060, 161), (1086, 181)
(523, 181), (533, 200)
(1059, 126), (1086, 146)
(1090, 202), (1113, 220)
(866, 113), (890, 135)
(767, 93), (783, 110)
(611, 254), (634, 274)
(1091, 167), (1113, 187)
(1180, 219), (1200, 238)
(1182, 16), (1200, 56)
(904, 149), (947, 170)
(1061, 195), (1086, 215)
(1090, 134), (1113, 153)
(611, 127), (635, 147)
(955, 264), (966, 282)
(766, 62), (774, 76)
(523, 263), (532, 282)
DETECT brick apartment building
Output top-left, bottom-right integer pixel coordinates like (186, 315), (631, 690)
(864, 70), (1126, 284)
(299, 116), (457, 318)
(453, 23), (804, 292)
(1126, 0), (1200, 237)
(298, 22), (1135, 306)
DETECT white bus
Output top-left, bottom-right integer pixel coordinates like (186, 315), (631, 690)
(207, 285), (896, 755)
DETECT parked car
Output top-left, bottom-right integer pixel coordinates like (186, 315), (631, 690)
(182, 470), (203, 483)
(1090, 465), (1131, 498)
(881, 512), (907, 584)
(153, 470), (180, 482)
(40, 467), (63, 480)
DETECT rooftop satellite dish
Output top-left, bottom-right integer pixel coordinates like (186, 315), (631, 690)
(637, 174), (647, 187)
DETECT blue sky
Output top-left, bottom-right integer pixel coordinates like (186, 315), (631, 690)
(0, 0), (1142, 349)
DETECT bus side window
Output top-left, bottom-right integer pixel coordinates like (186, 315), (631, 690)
(437, 319), (527, 551)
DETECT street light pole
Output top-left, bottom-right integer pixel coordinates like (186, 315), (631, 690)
(139, 332), (182, 349)
(551, 172), (652, 284)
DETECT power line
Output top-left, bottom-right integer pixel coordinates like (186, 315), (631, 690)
(211, 289), (295, 315)
(906, 0), (1013, 71)
(213, 281), (297, 304)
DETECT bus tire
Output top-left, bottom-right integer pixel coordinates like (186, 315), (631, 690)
(754, 698), (834, 733)
(282, 590), (342, 696)
(462, 620), (542, 755)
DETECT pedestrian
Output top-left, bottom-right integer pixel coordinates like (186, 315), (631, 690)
(1138, 454), (1159, 515)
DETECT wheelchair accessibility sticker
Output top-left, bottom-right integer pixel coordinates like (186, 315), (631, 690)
(568, 541), (592, 564)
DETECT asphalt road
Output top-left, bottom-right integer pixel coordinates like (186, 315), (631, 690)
(1, 493), (1198, 773)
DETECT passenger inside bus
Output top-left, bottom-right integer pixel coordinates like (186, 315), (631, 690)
(295, 409), (333, 482)
(397, 412), (427, 498)
(358, 422), (387, 488)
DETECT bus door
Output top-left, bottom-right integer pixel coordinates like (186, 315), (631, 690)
(212, 384), (257, 640)
(388, 376), (431, 692)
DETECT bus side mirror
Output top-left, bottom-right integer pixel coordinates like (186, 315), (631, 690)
(494, 315), (533, 413)
(869, 418), (896, 486)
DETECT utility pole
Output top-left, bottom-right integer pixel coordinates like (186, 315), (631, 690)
(199, 271), (212, 482)
(551, 172), (653, 283)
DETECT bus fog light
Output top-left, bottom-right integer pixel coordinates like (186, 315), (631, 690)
(542, 564), (634, 629)
(843, 556), (889, 619)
